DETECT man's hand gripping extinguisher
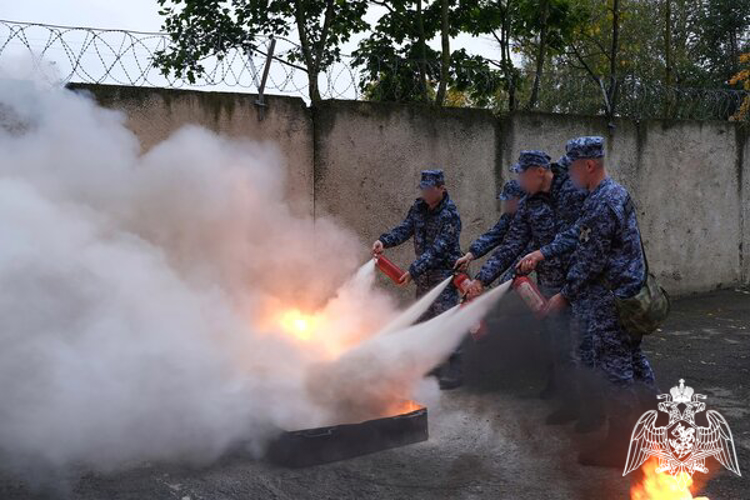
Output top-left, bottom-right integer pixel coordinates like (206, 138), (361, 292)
(453, 272), (486, 341)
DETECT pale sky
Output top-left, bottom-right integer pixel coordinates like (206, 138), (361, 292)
(1, 1), (500, 56)
(0, 1), (505, 99)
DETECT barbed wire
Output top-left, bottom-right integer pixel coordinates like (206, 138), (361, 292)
(0, 19), (748, 121)
(0, 19), (327, 97)
(533, 75), (750, 121)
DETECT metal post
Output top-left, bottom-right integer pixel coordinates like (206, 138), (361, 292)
(255, 37), (276, 122)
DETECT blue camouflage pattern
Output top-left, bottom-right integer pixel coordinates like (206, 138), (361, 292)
(475, 165), (587, 290)
(551, 176), (654, 388)
(556, 154), (572, 170)
(565, 136), (605, 161)
(497, 179), (524, 200)
(571, 283), (655, 389)
(510, 150), (552, 173)
(417, 281), (459, 321)
(418, 169), (445, 189)
(545, 177), (647, 301)
(469, 212), (514, 258)
(378, 192), (463, 319)
(467, 212), (528, 284)
(538, 282), (577, 375)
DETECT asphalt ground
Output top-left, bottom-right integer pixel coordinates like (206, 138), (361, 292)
(2, 288), (748, 500)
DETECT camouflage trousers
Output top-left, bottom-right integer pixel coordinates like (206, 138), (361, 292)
(416, 279), (461, 369)
(538, 283), (577, 370)
(416, 280), (460, 323)
(571, 282), (656, 391)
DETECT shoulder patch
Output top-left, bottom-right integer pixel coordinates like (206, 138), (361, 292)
(579, 224), (592, 243)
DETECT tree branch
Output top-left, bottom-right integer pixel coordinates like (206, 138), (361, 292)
(570, 43), (601, 86)
(313, 0), (336, 72)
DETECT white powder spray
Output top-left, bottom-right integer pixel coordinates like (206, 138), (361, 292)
(0, 76), (507, 480)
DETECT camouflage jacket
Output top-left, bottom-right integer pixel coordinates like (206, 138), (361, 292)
(379, 192), (463, 287)
(475, 167), (587, 289)
(541, 177), (646, 301)
(468, 212), (514, 258)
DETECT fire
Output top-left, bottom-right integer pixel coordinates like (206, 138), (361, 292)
(265, 301), (379, 359)
(630, 457), (709, 500)
(386, 400), (422, 415)
(279, 308), (320, 341)
(269, 306), (355, 358)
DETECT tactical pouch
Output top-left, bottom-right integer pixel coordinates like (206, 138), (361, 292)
(613, 272), (670, 338)
(615, 201), (671, 339)
(608, 195), (671, 337)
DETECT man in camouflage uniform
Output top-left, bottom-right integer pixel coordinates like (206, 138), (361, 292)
(454, 179), (525, 284)
(372, 169), (464, 389)
(466, 151), (588, 423)
(520, 136), (656, 468)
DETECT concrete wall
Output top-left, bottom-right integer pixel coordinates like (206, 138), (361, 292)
(741, 127), (750, 284)
(312, 100), (502, 299)
(635, 120), (742, 293)
(71, 84), (750, 296)
(69, 84), (314, 216)
(504, 114), (745, 294)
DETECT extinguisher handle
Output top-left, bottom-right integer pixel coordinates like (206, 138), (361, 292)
(512, 267), (531, 279)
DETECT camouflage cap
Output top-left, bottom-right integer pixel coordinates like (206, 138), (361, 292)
(510, 150), (551, 173)
(556, 154), (572, 169)
(565, 136), (605, 161)
(497, 179), (524, 200)
(418, 169), (445, 189)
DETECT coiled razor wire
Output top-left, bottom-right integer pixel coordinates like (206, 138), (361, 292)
(1, 18), (748, 120)
(0, 19), (329, 98)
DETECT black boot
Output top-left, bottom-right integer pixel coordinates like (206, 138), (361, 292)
(574, 371), (606, 433)
(577, 398), (635, 468)
(574, 411), (606, 433)
(545, 369), (581, 425)
(438, 353), (463, 390)
(537, 363), (556, 400)
(574, 389), (605, 433)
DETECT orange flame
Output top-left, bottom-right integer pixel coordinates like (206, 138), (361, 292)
(385, 400), (422, 415)
(265, 305), (368, 359)
(278, 308), (320, 341)
(630, 457), (709, 500)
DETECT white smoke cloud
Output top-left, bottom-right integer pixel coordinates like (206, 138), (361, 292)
(0, 76), (507, 481)
(0, 77), (374, 474)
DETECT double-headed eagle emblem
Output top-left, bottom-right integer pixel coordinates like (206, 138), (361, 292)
(623, 379), (741, 490)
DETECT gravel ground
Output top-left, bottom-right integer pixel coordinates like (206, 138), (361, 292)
(2, 289), (748, 500)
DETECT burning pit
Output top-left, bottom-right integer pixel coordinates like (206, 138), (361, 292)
(257, 272), (510, 467)
(266, 400), (428, 467)
(0, 78), (511, 483)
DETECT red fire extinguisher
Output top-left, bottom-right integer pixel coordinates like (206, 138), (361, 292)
(452, 272), (472, 295)
(453, 272), (486, 341)
(374, 254), (406, 283)
(512, 274), (548, 319)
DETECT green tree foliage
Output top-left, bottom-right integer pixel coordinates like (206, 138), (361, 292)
(730, 53), (750, 121)
(153, 0), (369, 102)
(153, 0), (750, 117)
(535, 0), (750, 119)
(351, 0), (505, 106)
